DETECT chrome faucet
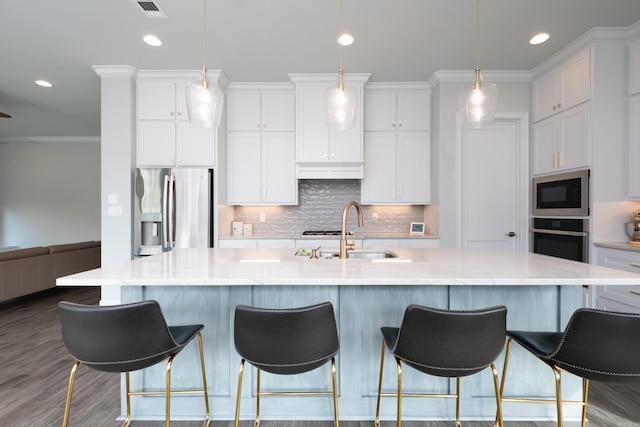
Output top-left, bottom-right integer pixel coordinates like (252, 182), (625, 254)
(340, 200), (363, 259)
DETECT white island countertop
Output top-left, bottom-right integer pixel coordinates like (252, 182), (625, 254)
(57, 247), (640, 287)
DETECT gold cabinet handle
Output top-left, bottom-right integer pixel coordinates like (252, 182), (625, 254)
(630, 263), (640, 268)
(630, 290), (640, 296)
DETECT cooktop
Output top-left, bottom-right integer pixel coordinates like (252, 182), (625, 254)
(302, 230), (353, 236)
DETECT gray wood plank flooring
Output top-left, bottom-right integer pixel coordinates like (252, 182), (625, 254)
(1, 287), (638, 426)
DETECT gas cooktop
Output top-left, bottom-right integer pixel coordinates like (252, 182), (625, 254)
(302, 230), (352, 236)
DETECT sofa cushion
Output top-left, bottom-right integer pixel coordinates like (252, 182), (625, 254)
(0, 247), (49, 262)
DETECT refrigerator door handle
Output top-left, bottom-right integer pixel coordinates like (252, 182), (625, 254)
(168, 174), (176, 249)
(162, 174), (170, 249)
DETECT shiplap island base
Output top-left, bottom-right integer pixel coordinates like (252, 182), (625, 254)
(57, 247), (640, 423)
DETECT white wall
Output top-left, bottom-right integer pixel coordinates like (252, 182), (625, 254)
(0, 138), (100, 248)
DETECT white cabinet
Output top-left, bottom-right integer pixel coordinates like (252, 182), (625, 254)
(364, 85), (430, 131)
(595, 246), (640, 312)
(227, 132), (297, 205)
(137, 80), (189, 120)
(362, 131), (431, 204)
(138, 121), (216, 167)
(532, 102), (590, 175)
(136, 72), (227, 167)
(532, 47), (591, 122)
(289, 73), (371, 179)
(629, 94), (640, 197)
(629, 36), (640, 96)
(227, 86), (294, 132)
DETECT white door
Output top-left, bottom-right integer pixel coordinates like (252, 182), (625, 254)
(461, 120), (519, 250)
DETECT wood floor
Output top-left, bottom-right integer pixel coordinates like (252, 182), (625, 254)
(1, 287), (639, 427)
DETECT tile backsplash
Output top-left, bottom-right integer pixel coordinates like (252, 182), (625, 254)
(231, 180), (426, 235)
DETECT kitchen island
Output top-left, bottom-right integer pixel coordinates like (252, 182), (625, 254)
(57, 247), (640, 423)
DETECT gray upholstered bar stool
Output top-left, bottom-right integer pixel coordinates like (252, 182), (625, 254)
(58, 300), (210, 427)
(375, 305), (507, 427)
(499, 308), (640, 427)
(233, 301), (340, 427)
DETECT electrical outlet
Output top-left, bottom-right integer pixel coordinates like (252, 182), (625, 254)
(372, 213), (378, 223)
(260, 213), (266, 223)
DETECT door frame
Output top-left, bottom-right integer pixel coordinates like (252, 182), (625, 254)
(455, 111), (530, 251)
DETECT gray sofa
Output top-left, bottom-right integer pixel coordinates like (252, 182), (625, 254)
(0, 241), (101, 303)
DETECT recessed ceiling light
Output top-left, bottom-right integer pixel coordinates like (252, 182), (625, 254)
(143, 34), (162, 47)
(35, 80), (53, 88)
(338, 33), (354, 46)
(530, 33), (550, 45)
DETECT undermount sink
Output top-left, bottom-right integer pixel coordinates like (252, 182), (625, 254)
(319, 250), (398, 259)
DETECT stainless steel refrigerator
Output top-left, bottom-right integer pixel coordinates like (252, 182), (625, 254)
(134, 168), (214, 256)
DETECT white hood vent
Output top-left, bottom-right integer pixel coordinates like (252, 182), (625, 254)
(134, 0), (167, 18)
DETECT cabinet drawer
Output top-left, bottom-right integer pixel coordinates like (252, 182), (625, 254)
(598, 247), (640, 273)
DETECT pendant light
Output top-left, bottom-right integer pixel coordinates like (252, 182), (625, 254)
(459, 0), (498, 129)
(324, 0), (358, 130)
(186, 0), (223, 128)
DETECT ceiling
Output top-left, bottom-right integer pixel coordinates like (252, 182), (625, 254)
(2, 0), (640, 140)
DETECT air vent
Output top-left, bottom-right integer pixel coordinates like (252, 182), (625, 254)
(133, 0), (167, 18)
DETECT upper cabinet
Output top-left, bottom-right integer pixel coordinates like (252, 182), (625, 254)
(289, 73), (371, 179)
(364, 84), (430, 131)
(136, 71), (229, 168)
(362, 83), (431, 204)
(532, 47), (591, 123)
(137, 80), (189, 120)
(629, 35), (640, 96)
(227, 85), (295, 132)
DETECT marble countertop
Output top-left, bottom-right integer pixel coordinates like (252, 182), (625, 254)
(218, 232), (440, 240)
(57, 247), (640, 287)
(594, 241), (640, 252)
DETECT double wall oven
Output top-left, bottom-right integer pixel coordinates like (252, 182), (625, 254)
(531, 169), (590, 263)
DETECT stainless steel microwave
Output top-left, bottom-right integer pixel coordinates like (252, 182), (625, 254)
(532, 169), (589, 216)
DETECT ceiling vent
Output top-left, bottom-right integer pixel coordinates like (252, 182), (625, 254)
(133, 0), (167, 19)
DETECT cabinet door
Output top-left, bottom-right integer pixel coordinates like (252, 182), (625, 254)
(263, 133), (297, 204)
(138, 80), (177, 120)
(262, 93), (295, 131)
(629, 94), (640, 197)
(137, 121), (176, 166)
(295, 85), (329, 161)
(397, 131), (431, 203)
(558, 103), (590, 171)
(559, 48), (590, 112)
(331, 126), (363, 162)
(364, 92), (397, 131)
(227, 132), (262, 204)
(630, 37), (640, 96)
(532, 71), (558, 122)
(397, 91), (430, 131)
(532, 117), (558, 176)
(227, 92), (261, 131)
(176, 122), (216, 167)
(361, 133), (397, 204)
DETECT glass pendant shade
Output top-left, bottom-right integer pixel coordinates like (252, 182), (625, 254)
(459, 70), (498, 129)
(324, 74), (358, 130)
(186, 69), (223, 128)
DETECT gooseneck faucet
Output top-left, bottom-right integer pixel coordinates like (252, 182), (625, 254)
(340, 200), (364, 259)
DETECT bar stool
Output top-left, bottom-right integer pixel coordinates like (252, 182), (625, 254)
(375, 304), (507, 427)
(58, 300), (210, 427)
(499, 308), (640, 427)
(233, 301), (340, 427)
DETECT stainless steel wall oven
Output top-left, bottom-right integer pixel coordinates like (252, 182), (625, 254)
(531, 218), (589, 263)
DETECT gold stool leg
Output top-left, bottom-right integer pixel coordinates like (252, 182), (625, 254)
(396, 359), (403, 427)
(455, 377), (461, 427)
(234, 359), (245, 427)
(331, 357), (340, 427)
(122, 371), (131, 427)
(166, 355), (176, 427)
(255, 368), (261, 427)
(62, 361), (80, 427)
(196, 333), (211, 427)
(375, 338), (386, 427)
(491, 363), (504, 427)
(552, 366), (563, 427)
(495, 338), (512, 426)
(581, 379), (589, 427)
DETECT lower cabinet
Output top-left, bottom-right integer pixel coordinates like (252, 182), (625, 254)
(595, 246), (640, 312)
(218, 239), (295, 248)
